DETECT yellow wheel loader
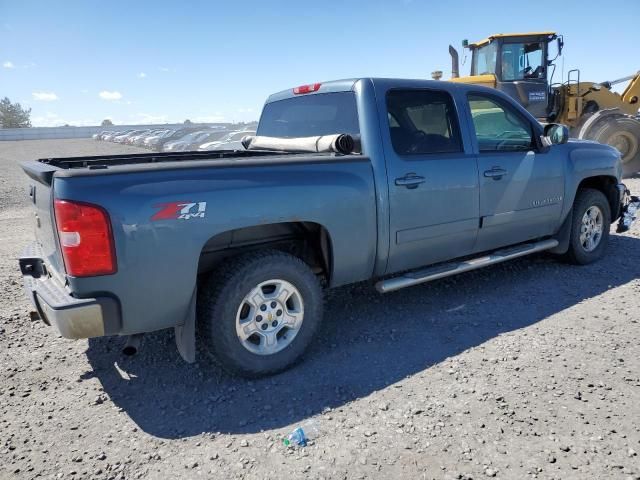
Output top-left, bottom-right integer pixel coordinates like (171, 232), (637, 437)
(448, 32), (640, 177)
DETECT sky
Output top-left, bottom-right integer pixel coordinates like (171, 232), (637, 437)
(2, 0), (639, 127)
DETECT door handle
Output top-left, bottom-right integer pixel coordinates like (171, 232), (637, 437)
(483, 167), (507, 180)
(395, 173), (426, 189)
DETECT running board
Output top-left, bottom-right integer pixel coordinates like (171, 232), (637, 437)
(375, 239), (559, 293)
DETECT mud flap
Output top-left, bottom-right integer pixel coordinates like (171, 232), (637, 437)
(175, 287), (196, 363)
(549, 209), (573, 255)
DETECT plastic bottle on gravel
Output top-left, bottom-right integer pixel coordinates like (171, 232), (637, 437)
(282, 419), (320, 447)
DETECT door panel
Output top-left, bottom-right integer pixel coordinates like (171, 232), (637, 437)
(475, 150), (564, 251)
(467, 93), (564, 252)
(383, 89), (480, 274)
(388, 156), (480, 273)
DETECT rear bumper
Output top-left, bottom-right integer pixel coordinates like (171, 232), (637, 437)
(20, 243), (121, 339)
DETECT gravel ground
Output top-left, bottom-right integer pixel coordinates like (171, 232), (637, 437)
(1, 139), (639, 480)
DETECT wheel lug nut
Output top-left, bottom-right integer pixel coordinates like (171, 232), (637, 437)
(270, 301), (277, 308)
(272, 321), (278, 327)
(276, 309), (283, 316)
(260, 304), (267, 311)
(261, 324), (268, 331)
(256, 315), (262, 322)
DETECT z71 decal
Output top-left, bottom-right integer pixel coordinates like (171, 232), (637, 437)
(152, 201), (207, 221)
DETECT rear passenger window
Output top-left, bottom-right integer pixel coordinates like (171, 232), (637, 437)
(386, 90), (462, 155)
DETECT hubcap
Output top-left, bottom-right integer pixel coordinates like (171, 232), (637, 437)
(235, 279), (304, 355)
(580, 206), (604, 252)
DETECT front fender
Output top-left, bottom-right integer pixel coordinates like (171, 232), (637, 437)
(559, 141), (621, 222)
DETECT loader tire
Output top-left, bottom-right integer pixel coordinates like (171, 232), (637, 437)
(588, 115), (640, 178)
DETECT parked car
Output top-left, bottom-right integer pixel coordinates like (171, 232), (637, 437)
(198, 130), (256, 151)
(92, 130), (109, 140)
(19, 78), (639, 378)
(125, 130), (150, 145)
(110, 130), (137, 142)
(184, 130), (231, 151)
(152, 128), (201, 151)
(144, 129), (176, 149)
(98, 130), (116, 140)
(113, 129), (147, 143)
(101, 131), (124, 142)
(132, 129), (167, 146)
(163, 130), (216, 152)
(111, 131), (131, 143)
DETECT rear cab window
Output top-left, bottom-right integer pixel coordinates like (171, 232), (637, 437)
(257, 92), (360, 139)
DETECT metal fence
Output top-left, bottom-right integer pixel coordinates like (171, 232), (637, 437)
(0, 123), (240, 141)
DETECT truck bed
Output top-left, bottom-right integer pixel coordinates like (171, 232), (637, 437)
(23, 150), (360, 185)
(38, 149), (281, 169)
(20, 148), (378, 337)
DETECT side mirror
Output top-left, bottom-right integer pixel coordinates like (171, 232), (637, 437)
(542, 123), (569, 146)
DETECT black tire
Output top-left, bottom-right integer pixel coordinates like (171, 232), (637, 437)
(564, 188), (611, 265)
(198, 250), (323, 377)
(588, 116), (640, 178)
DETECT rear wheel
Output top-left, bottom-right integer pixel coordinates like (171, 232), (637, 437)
(564, 188), (611, 265)
(588, 116), (640, 178)
(198, 250), (323, 377)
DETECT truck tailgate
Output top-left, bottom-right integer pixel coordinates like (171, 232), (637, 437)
(21, 161), (65, 277)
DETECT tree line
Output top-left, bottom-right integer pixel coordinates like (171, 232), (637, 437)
(0, 97), (31, 128)
(0, 97), (214, 128)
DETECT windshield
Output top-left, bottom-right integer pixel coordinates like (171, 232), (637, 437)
(501, 42), (544, 81)
(257, 92), (359, 138)
(472, 42), (498, 75)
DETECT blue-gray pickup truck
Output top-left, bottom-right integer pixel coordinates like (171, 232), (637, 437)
(20, 78), (639, 377)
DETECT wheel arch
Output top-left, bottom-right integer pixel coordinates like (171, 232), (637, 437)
(196, 221), (334, 285)
(575, 175), (620, 220)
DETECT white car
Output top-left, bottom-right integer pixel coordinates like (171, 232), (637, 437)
(92, 130), (109, 140)
(126, 130), (151, 145)
(132, 129), (166, 146)
(163, 131), (215, 152)
(111, 130), (137, 143)
(187, 130), (231, 150)
(144, 130), (176, 148)
(198, 130), (256, 151)
(114, 130), (146, 143)
(102, 131), (124, 142)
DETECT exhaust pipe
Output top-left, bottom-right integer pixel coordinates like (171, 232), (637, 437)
(122, 334), (144, 356)
(449, 45), (460, 79)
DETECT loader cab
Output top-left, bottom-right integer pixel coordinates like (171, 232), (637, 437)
(460, 32), (561, 119)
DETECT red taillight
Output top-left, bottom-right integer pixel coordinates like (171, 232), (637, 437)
(54, 199), (116, 277)
(293, 83), (321, 94)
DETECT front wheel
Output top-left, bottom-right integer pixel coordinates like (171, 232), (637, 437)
(198, 250), (323, 377)
(564, 188), (611, 265)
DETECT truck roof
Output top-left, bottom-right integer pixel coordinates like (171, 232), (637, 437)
(265, 77), (486, 104)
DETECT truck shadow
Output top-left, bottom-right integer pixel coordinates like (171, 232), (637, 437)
(85, 233), (640, 439)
